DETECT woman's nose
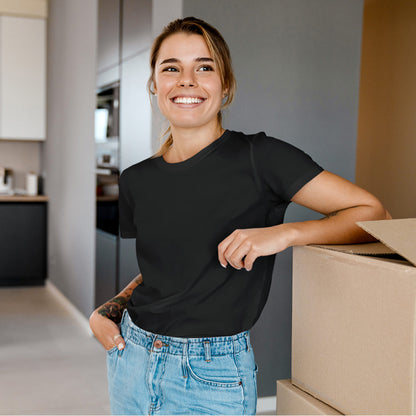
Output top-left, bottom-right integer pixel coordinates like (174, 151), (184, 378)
(178, 70), (197, 87)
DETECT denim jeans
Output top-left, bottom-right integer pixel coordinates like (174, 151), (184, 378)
(106, 309), (258, 415)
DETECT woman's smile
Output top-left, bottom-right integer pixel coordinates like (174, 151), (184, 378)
(171, 96), (206, 105)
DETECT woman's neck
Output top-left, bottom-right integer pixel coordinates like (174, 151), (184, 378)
(165, 123), (225, 163)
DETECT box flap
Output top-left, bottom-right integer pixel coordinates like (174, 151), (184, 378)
(357, 218), (416, 267)
(315, 242), (396, 257)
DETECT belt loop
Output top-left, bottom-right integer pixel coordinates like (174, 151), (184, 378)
(181, 341), (188, 378)
(245, 332), (250, 352)
(203, 340), (211, 362)
(123, 310), (131, 341)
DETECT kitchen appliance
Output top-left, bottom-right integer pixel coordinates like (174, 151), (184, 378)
(95, 82), (119, 143)
(0, 167), (13, 194)
(26, 172), (38, 196)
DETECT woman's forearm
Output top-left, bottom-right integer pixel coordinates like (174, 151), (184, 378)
(97, 273), (143, 323)
(281, 204), (392, 248)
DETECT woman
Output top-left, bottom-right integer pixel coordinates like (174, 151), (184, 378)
(89, 17), (390, 415)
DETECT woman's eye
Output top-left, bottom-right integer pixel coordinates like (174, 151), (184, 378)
(198, 65), (214, 72)
(162, 67), (178, 72)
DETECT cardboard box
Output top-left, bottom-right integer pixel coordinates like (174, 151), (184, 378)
(292, 219), (416, 415)
(277, 379), (343, 415)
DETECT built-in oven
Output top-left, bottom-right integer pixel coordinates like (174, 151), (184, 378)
(95, 82), (120, 236)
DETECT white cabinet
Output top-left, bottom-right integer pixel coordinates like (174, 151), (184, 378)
(0, 16), (46, 140)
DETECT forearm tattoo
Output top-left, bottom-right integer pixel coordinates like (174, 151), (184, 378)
(97, 275), (142, 323)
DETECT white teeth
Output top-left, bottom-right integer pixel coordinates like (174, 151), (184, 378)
(173, 97), (204, 104)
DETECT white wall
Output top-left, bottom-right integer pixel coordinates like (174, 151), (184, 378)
(44, 0), (98, 317)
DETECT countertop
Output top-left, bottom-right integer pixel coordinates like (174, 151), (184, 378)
(0, 195), (49, 202)
(97, 195), (118, 202)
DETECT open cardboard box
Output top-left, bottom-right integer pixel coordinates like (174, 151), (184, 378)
(277, 379), (343, 415)
(291, 218), (416, 415)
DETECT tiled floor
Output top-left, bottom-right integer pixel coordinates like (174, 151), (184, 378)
(0, 284), (275, 415)
(0, 285), (110, 415)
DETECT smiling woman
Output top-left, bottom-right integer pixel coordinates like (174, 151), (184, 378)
(89, 16), (391, 416)
(153, 33), (225, 149)
(147, 17), (236, 164)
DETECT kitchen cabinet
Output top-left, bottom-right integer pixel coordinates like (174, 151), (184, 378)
(0, 201), (47, 285)
(121, 0), (152, 61)
(95, 229), (118, 307)
(0, 16), (46, 140)
(119, 52), (152, 171)
(118, 237), (138, 290)
(95, 199), (138, 307)
(95, 229), (138, 308)
(96, 0), (120, 88)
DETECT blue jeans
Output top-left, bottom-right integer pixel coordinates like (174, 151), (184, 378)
(106, 309), (258, 415)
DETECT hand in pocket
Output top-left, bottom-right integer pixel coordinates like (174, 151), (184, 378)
(89, 309), (126, 351)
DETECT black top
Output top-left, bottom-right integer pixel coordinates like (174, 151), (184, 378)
(119, 129), (324, 337)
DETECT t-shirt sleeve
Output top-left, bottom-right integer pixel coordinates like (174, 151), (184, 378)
(252, 132), (324, 202)
(118, 170), (137, 238)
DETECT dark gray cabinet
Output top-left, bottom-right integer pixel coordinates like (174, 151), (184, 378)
(0, 202), (47, 285)
(95, 229), (118, 307)
(118, 237), (138, 289)
(95, 228), (138, 308)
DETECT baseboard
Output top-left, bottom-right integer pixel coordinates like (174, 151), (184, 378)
(46, 281), (93, 336)
(257, 396), (276, 414)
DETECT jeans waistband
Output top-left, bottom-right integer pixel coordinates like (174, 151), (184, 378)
(120, 309), (251, 357)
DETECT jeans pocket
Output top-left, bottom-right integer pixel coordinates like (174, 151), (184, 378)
(186, 355), (242, 388)
(106, 345), (119, 355)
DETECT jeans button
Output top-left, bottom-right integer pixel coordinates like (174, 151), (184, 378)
(154, 339), (163, 348)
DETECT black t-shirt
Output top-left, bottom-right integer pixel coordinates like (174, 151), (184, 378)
(119, 129), (323, 337)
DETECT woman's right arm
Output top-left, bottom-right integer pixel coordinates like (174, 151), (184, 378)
(89, 273), (143, 351)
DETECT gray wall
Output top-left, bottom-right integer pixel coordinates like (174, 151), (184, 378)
(150, 0), (183, 149)
(183, 0), (364, 397)
(44, 0), (98, 317)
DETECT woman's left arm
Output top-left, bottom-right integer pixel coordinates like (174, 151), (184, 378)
(218, 171), (392, 271)
(286, 170), (392, 246)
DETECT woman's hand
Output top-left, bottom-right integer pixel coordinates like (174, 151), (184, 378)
(89, 309), (126, 351)
(217, 225), (294, 272)
(88, 273), (143, 351)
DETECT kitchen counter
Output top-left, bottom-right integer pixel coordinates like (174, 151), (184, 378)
(0, 195), (48, 202)
(97, 195), (118, 202)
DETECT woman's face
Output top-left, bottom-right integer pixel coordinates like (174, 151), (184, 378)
(154, 33), (225, 132)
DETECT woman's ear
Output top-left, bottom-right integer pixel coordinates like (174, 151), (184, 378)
(151, 80), (157, 95)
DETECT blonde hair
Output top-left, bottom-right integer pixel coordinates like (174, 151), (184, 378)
(148, 17), (236, 158)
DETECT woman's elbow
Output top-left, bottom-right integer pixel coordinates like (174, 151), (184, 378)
(367, 196), (392, 220)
